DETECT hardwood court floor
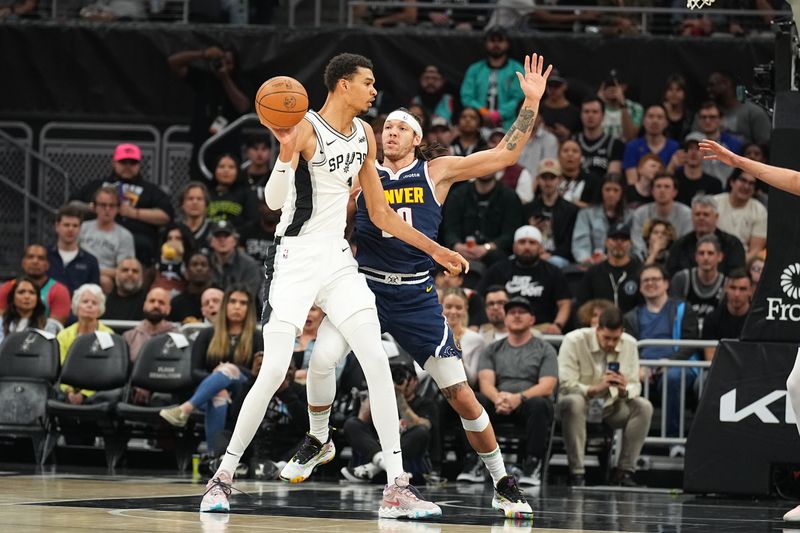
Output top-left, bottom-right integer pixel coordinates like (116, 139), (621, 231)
(0, 468), (794, 532)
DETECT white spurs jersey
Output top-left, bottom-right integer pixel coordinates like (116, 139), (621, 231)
(275, 110), (369, 239)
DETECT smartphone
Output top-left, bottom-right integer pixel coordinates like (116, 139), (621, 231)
(608, 362), (620, 374)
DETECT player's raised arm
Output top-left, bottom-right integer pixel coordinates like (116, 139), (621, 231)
(357, 123), (468, 276)
(700, 139), (800, 196)
(262, 120), (314, 209)
(432, 53), (552, 187)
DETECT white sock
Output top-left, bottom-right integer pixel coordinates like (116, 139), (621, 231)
(479, 446), (507, 485)
(338, 309), (404, 482)
(308, 407), (331, 443)
(788, 352), (800, 436)
(218, 321), (295, 478)
(372, 451), (386, 471)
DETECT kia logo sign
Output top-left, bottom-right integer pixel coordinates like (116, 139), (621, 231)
(719, 388), (797, 424)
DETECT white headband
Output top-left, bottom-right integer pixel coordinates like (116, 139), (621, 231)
(386, 110), (423, 138)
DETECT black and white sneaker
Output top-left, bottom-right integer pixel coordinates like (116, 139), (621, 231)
(518, 457), (542, 487)
(492, 475), (533, 518)
(457, 454), (487, 483)
(279, 433), (335, 483)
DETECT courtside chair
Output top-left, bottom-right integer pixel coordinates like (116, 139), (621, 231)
(0, 330), (60, 464)
(45, 332), (130, 472)
(115, 332), (199, 471)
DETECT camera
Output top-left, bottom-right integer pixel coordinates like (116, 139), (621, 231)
(391, 364), (413, 385)
(604, 68), (620, 87)
(608, 362), (620, 374)
(209, 57), (223, 71)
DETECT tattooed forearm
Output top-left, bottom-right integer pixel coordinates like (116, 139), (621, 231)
(441, 381), (468, 400)
(503, 108), (536, 151)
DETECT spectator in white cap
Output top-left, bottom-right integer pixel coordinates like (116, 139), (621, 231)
(70, 143), (174, 267)
(477, 224), (572, 334)
(522, 158), (579, 268)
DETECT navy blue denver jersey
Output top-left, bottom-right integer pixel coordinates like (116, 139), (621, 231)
(355, 159), (441, 274)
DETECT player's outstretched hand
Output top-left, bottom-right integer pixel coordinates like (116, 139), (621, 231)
(433, 246), (470, 277)
(699, 139), (740, 168)
(516, 53), (553, 103)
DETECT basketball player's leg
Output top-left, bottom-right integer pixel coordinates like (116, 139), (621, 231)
(201, 240), (317, 512)
(318, 250), (441, 519)
(783, 351), (800, 521)
(279, 317), (349, 483)
(390, 289), (531, 518)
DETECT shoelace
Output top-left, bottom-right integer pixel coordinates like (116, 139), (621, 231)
(499, 477), (527, 502)
(294, 434), (323, 463)
(203, 477), (251, 499)
(397, 482), (425, 501)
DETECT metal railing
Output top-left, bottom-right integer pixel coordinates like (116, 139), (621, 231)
(343, 1), (789, 34)
(0, 122), (71, 277)
(197, 113), (260, 180)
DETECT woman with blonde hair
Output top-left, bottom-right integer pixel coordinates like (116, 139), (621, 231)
(441, 287), (486, 389)
(160, 284), (263, 453)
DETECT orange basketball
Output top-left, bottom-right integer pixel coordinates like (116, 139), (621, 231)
(255, 76), (309, 129)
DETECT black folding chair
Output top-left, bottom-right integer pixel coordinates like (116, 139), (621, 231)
(0, 330), (60, 464)
(46, 332), (129, 472)
(116, 333), (199, 471)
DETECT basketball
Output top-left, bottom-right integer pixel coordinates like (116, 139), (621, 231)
(255, 76), (309, 129)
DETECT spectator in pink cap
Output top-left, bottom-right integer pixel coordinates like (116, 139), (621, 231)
(69, 143), (174, 269)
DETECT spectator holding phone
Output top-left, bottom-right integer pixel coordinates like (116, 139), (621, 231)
(557, 306), (653, 487)
(598, 69), (643, 143)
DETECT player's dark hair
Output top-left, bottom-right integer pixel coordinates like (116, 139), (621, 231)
(598, 306), (624, 331)
(324, 53), (373, 92)
(416, 142), (448, 161)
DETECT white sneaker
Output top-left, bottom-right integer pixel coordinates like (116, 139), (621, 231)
(785, 503), (800, 521)
(492, 475), (533, 519)
(379, 473), (442, 519)
(279, 433), (335, 483)
(199, 471), (233, 513)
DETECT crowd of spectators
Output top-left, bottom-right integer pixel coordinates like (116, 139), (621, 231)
(0, 21), (772, 487)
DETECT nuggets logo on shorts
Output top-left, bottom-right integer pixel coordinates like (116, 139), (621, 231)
(441, 345), (460, 358)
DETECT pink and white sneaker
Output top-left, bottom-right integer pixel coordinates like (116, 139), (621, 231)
(200, 471), (234, 513)
(379, 473), (442, 520)
(785, 503), (800, 521)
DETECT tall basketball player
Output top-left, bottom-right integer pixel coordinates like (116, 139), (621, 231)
(279, 54), (551, 519)
(700, 139), (799, 521)
(200, 53), (468, 519)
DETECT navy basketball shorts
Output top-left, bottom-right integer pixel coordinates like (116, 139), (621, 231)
(367, 277), (462, 368)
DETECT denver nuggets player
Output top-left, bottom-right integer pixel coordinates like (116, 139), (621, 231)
(200, 53), (467, 519)
(281, 54), (552, 519)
